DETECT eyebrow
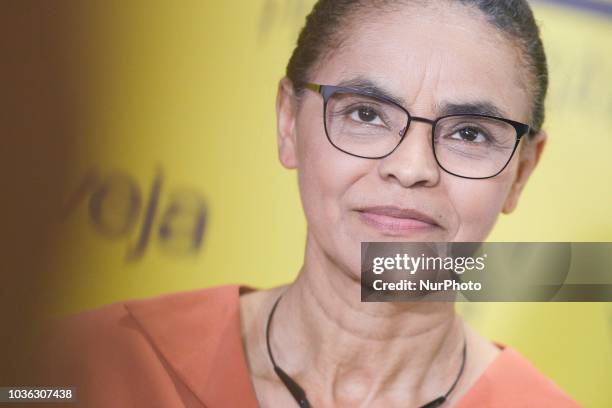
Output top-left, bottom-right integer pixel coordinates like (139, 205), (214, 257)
(333, 76), (509, 119)
(437, 101), (507, 118)
(335, 77), (408, 106)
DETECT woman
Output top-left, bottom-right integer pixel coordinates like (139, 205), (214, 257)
(37, 0), (580, 407)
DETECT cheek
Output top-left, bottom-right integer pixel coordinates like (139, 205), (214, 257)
(295, 107), (371, 232)
(445, 165), (516, 241)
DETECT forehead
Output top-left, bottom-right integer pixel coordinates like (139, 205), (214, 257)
(312, 3), (531, 122)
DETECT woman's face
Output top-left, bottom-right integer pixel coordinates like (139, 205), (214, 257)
(277, 3), (545, 277)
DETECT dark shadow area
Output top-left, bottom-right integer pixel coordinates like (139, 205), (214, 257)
(0, 1), (85, 389)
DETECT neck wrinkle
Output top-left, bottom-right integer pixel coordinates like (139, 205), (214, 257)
(268, 234), (465, 405)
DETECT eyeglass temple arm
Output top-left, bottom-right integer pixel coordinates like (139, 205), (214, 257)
(304, 82), (321, 93)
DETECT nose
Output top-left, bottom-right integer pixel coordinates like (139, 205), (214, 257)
(377, 121), (440, 188)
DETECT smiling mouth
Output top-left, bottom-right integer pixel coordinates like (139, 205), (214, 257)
(356, 206), (440, 235)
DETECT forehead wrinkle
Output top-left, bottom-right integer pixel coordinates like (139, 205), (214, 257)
(326, 2), (532, 122)
(404, 44), (438, 113)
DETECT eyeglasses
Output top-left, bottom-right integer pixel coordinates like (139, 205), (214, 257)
(304, 82), (531, 180)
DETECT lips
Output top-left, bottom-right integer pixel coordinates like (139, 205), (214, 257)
(356, 206), (440, 234)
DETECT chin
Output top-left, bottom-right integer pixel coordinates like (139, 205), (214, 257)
(353, 219), (447, 242)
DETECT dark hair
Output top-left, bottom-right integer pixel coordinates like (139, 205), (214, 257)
(286, 0), (548, 133)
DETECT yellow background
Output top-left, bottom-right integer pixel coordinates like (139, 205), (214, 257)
(51, 1), (611, 406)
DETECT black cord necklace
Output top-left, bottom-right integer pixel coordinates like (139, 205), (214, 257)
(265, 294), (467, 408)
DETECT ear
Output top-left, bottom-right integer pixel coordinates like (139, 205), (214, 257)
(276, 77), (299, 169)
(502, 130), (547, 214)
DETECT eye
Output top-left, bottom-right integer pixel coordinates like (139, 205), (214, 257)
(450, 126), (490, 143)
(349, 106), (384, 125)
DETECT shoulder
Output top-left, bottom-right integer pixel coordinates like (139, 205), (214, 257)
(41, 284), (243, 351)
(33, 284), (254, 406)
(457, 345), (582, 408)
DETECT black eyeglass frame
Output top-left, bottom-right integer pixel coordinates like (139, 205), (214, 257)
(304, 82), (531, 180)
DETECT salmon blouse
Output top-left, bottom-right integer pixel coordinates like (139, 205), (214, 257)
(35, 284), (581, 407)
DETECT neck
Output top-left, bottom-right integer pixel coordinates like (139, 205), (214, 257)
(266, 234), (466, 406)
